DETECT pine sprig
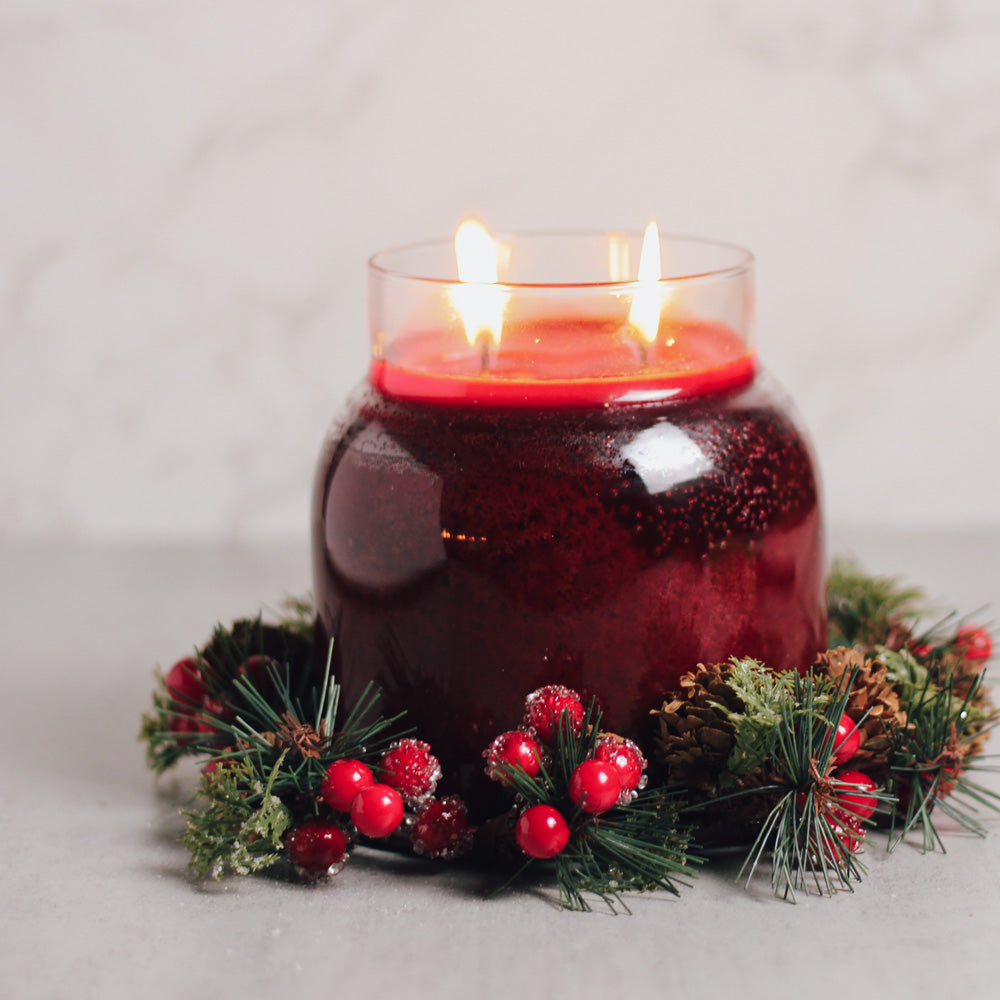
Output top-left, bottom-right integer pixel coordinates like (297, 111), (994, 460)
(887, 667), (1000, 852)
(737, 670), (891, 900)
(714, 656), (807, 778)
(554, 787), (699, 912)
(181, 753), (292, 880)
(494, 700), (699, 913)
(827, 558), (925, 647)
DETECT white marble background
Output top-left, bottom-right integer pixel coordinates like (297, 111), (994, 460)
(2, 0), (999, 542)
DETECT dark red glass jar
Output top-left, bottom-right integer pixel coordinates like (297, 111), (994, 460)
(312, 231), (825, 815)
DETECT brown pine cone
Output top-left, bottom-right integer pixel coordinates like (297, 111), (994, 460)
(812, 647), (906, 776)
(651, 662), (743, 792)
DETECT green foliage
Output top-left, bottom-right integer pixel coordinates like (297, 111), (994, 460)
(181, 755), (292, 880)
(736, 670), (891, 901)
(886, 667), (999, 852)
(139, 677), (188, 774)
(827, 558), (924, 647)
(713, 657), (805, 777)
(495, 702), (700, 913)
(139, 603), (318, 772)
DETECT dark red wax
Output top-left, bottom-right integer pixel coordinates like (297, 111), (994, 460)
(312, 375), (825, 816)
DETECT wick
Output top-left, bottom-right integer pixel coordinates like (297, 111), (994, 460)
(479, 335), (492, 373)
(636, 339), (649, 369)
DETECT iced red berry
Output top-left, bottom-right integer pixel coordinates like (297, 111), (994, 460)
(380, 739), (442, 805)
(287, 819), (348, 876)
(411, 796), (475, 860)
(594, 735), (647, 803)
(524, 685), (585, 744)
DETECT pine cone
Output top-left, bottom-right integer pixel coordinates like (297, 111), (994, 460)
(651, 663), (743, 792)
(812, 647), (906, 776)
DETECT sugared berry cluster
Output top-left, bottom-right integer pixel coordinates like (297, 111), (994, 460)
(287, 739), (472, 879)
(484, 685), (648, 860)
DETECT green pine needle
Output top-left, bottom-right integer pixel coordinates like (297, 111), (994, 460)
(887, 667), (1000, 852)
(827, 559), (924, 647)
(181, 753), (292, 880)
(493, 699), (700, 913)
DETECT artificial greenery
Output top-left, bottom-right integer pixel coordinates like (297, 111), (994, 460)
(181, 755), (292, 880)
(142, 562), (997, 908)
(493, 702), (699, 913)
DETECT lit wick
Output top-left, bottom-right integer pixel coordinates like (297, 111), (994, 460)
(628, 219), (663, 368)
(452, 218), (505, 375)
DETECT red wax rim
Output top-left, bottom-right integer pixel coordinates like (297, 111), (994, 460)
(370, 353), (754, 408)
(370, 317), (757, 408)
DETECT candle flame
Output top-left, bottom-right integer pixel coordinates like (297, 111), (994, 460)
(628, 219), (663, 344)
(451, 219), (505, 348)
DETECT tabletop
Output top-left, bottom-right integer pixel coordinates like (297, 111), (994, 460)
(2, 529), (998, 1000)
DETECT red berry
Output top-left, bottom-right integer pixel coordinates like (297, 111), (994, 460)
(955, 625), (992, 662)
(515, 804), (571, 859)
(908, 641), (935, 660)
(524, 685), (585, 744)
(484, 730), (543, 784)
(351, 783), (405, 838)
(411, 796), (475, 860)
(237, 654), (278, 698)
(287, 819), (349, 875)
(831, 714), (861, 765)
(594, 735), (647, 803)
(166, 658), (207, 704)
(569, 760), (622, 814)
(321, 759), (374, 812)
(832, 770), (878, 822)
(380, 739), (442, 805)
(195, 695), (230, 734)
(165, 658), (209, 738)
(920, 763), (960, 799)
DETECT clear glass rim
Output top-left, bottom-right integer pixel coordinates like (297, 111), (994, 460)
(369, 229), (754, 289)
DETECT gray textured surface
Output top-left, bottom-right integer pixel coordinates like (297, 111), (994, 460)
(2, 531), (998, 999)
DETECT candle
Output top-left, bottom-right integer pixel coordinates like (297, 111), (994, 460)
(313, 225), (825, 816)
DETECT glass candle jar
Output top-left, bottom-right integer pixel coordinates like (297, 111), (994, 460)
(312, 231), (825, 816)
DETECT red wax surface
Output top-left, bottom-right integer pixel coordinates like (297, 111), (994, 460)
(372, 317), (756, 407)
(312, 372), (825, 818)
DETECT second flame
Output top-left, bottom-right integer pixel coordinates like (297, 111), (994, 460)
(452, 219), (506, 349)
(628, 219), (663, 344)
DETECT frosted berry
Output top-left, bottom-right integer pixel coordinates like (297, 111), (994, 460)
(484, 730), (543, 784)
(831, 714), (861, 765)
(287, 819), (348, 876)
(411, 796), (475, 860)
(321, 758), (374, 812)
(955, 625), (992, 662)
(515, 804), (570, 859)
(524, 685), (585, 744)
(832, 770), (878, 822)
(380, 739), (442, 805)
(351, 783), (405, 838)
(569, 760), (622, 814)
(594, 735), (647, 803)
